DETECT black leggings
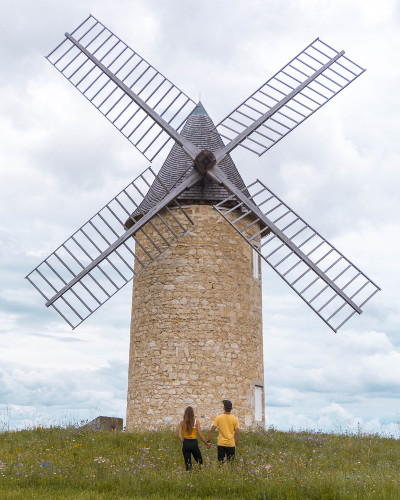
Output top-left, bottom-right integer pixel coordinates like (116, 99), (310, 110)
(182, 439), (203, 471)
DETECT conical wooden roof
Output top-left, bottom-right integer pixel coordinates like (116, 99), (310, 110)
(127, 103), (247, 223)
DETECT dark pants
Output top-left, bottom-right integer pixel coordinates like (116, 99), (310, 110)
(217, 445), (235, 463)
(182, 439), (203, 471)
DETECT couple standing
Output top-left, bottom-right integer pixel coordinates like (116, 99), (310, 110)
(178, 400), (240, 471)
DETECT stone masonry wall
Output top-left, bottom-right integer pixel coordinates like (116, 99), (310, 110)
(126, 204), (264, 431)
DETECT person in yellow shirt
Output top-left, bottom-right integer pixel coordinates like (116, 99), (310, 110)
(206, 400), (239, 462)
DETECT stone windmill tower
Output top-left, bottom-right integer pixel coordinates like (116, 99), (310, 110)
(126, 104), (264, 428)
(27, 16), (380, 430)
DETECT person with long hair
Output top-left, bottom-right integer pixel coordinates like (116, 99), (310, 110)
(178, 406), (208, 471)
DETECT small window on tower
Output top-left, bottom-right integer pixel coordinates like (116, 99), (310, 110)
(252, 248), (260, 280)
(255, 385), (263, 421)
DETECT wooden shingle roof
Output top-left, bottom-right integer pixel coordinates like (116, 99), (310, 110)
(127, 103), (248, 224)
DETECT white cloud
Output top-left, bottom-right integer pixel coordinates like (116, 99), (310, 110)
(0, 0), (399, 432)
(266, 402), (400, 438)
(265, 328), (400, 396)
(0, 358), (127, 417)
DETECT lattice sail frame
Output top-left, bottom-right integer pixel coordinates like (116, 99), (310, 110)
(46, 15), (197, 162)
(28, 20), (380, 331)
(215, 38), (365, 156)
(26, 167), (195, 329)
(214, 180), (380, 332)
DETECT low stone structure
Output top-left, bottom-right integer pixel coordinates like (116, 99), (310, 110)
(83, 416), (123, 432)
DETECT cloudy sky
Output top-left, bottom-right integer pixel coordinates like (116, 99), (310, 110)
(1, 0), (399, 435)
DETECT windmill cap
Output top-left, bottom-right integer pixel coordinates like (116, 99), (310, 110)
(222, 399), (232, 410)
(191, 101), (208, 116)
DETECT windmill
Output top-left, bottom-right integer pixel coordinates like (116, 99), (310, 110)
(27, 15), (380, 430)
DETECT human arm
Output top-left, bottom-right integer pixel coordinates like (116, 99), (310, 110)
(234, 428), (239, 447)
(196, 420), (208, 446)
(207, 425), (217, 445)
(178, 421), (184, 444)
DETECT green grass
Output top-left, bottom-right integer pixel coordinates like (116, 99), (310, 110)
(0, 425), (399, 499)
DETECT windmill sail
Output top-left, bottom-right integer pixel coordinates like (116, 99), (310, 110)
(215, 38), (365, 158)
(31, 24), (380, 332)
(46, 15), (197, 162)
(26, 166), (197, 328)
(213, 178), (380, 332)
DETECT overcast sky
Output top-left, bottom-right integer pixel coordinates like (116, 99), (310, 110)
(0, 0), (399, 435)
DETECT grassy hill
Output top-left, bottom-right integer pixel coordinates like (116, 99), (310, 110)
(0, 425), (399, 499)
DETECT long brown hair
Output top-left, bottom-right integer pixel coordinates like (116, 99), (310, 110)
(183, 406), (195, 434)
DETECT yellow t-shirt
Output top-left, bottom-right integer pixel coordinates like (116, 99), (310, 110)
(213, 414), (239, 447)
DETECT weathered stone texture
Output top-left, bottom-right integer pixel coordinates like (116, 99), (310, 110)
(126, 204), (264, 430)
(83, 416), (123, 432)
